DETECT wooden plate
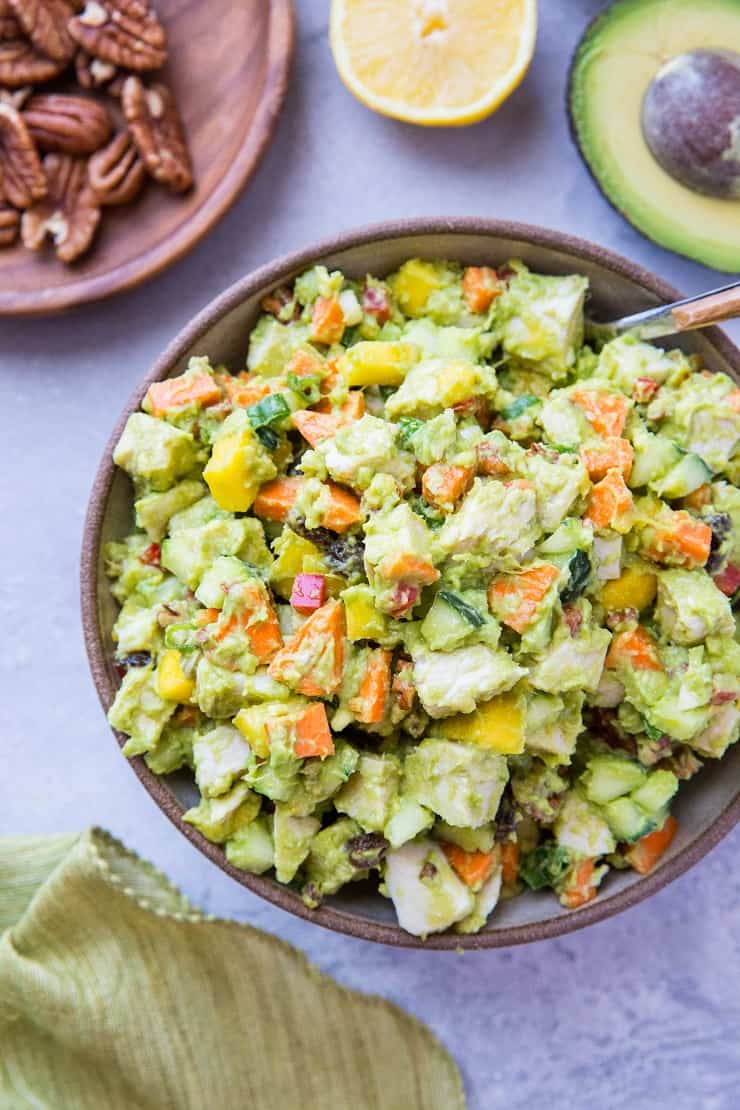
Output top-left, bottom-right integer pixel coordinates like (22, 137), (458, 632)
(0, 0), (295, 316)
(82, 217), (740, 948)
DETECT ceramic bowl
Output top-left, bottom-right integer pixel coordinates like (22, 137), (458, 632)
(81, 217), (740, 948)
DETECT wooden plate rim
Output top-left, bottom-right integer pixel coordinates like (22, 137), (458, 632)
(0, 0), (296, 317)
(81, 216), (740, 948)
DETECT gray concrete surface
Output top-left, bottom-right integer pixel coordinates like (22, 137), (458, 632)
(2, 2), (739, 1107)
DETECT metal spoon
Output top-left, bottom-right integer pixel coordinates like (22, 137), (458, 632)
(587, 278), (740, 342)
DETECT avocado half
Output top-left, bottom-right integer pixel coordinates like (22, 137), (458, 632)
(568, 0), (740, 272)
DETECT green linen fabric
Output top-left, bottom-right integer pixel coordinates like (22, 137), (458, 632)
(0, 828), (464, 1110)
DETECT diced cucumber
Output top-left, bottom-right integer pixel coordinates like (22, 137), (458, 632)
(651, 453), (713, 499)
(582, 755), (647, 805)
(432, 821), (495, 853)
(630, 769), (678, 814)
(628, 429), (681, 489)
(602, 797), (656, 843)
(384, 798), (434, 848)
(420, 593), (475, 651)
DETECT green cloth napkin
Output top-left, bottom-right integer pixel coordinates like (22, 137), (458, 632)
(0, 828), (464, 1110)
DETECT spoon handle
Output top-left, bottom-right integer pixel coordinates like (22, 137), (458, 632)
(672, 283), (740, 330)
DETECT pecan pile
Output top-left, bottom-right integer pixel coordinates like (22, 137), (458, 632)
(0, 0), (192, 263)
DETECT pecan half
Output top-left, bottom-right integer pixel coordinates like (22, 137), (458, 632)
(122, 76), (191, 193)
(0, 200), (19, 245)
(21, 152), (100, 261)
(88, 127), (144, 204)
(24, 93), (112, 155)
(68, 0), (167, 72)
(74, 47), (117, 88)
(0, 29), (65, 86)
(8, 0), (77, 63)
(0, 84), (32, 109)
(0, 102), (45, 208)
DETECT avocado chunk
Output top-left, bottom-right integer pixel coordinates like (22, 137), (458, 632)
(569, 0), (740, 271)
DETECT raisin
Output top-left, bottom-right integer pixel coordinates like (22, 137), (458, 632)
(346, 833), (389, 870)
(120, 651), (151, 667)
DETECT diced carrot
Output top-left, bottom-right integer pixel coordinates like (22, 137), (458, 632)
(642, 510), (712, 568)
(253, 477), (303, 522)
(681, 483), (712, 511)
(348, 648), (392, 725)
(261, 285), (294, 317)
(285, 349), (323, 379)
(292, 393), (365, 446)
(488, 563), (560, 634)
(213, 583), (282, 663)
(452, 395), (490, 426)
(500, 842), (520, 887)
(625, 815), (677, 874)
(477, 440), (509, 476)
(318, 359), (342, 397)
(292, 409), (343, 446)
(253, 477), (361, 533)
(290, 573), (326, 614)
(421, 464), (474, 512)
(392, 658), (416, 711)
(268, 599), (345, 697)
(320, 484), (363, 532)
(714, 562), (740, 597)
(140, 542), (161, 566)
(196, 607), (220, 627)
(338, 390), (365, 422)
(571, 389), (630, 438)
(728, 388), (740, 412)
(216, 371), (271, 409)
(314, 388), (365, 420)
(579, 437), (633, 481)
(381, 553), (440, 586)
(441, 843), (495, 888)
(560, 859), (597, 910)
(294, 703), (335, 758)
(311, 296), (345, 345)
(146, 373), (222, 416)
(462, 266), (502, 314)
(584, 468), (633, 530)
(605, 625), (662, 671)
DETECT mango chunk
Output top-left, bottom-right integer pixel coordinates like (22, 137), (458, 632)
(443, 689), (525, 754)
(342, 585), (388, 641)
(234, 701), (306, 758)
(600, 566), (657, 612)
(157, 649), (195, 703)
(392, 260), (442, 316)
(203, 424), (275, 513)
(339, 341), (420, 388)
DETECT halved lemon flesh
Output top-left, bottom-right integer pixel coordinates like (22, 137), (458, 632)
(330, 0), (538, 126)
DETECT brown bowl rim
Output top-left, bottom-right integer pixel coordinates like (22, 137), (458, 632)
(81, 216), (740, 948)
(0, 0), (295, 318)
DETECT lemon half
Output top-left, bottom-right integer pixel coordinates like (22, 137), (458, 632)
(330, 0), (538, 126)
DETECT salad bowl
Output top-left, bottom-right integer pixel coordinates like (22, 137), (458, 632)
(81, 217), (740, 948)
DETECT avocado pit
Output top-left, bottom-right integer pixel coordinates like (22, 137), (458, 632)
(641, 48), (740, 199)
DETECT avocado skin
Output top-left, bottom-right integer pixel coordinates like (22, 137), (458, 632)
(566, 0), (740, 271)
